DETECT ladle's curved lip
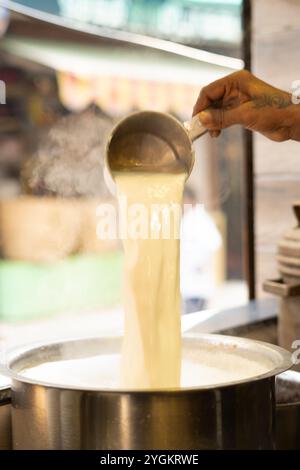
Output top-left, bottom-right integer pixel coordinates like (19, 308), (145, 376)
(2, 333), (292, 394)
(105, 110), (194, 183)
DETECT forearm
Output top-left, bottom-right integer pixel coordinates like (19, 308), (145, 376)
(287, 104), (300, 141)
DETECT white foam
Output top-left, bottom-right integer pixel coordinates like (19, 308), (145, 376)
(21, 347), (272, 389)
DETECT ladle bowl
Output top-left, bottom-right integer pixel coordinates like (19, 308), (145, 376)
(105, 110), (206, 178)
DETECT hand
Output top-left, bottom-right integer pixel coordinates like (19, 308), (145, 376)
(193, 70), (300, 142)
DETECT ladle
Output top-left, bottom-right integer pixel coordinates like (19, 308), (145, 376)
(106, 110), (207, 178)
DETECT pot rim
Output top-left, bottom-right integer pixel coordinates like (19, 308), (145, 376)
(2, 333), (292, 393)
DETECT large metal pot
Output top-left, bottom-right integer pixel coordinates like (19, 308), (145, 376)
(2, 334), (291, 450)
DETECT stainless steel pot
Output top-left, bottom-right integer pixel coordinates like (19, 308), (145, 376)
(2, 334), (291, 450)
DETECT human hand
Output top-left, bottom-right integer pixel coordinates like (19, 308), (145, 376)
(193, 70), (300, 141)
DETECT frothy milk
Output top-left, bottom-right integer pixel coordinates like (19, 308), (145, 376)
(21, 348), (272, 389)
(115, 172), (185, 388)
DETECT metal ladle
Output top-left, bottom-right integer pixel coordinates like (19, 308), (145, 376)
(105, 110), (207, 179)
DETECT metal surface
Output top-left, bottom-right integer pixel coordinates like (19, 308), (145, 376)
(0, 383), (12, 450)
(184, 298), (277, 336)
(3, 1), (244, 71)
(276, 371), (300, 449)
(105, 111), (206, 178)
(242, 0), (255, 300)
(0, 404), (12, 450)
(3, 334), (291, 450)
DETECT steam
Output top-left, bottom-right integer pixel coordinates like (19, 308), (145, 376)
(22, 107), (115, 198)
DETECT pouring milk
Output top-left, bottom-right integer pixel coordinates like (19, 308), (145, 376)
(115, 171), (185, 388)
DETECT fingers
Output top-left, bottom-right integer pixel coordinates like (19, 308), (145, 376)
(198, 101), (291, 142)
(193, 70), (252, 116)
(193, 79), (227, 116)
(198, 106), (244, 130)
(192, 71), (292, 139)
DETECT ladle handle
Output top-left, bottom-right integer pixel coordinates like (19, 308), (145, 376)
(184, 113), (208, 142)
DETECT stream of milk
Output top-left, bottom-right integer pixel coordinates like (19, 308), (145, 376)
(115, 172), (185, 388)
(21, 170), (272, 389)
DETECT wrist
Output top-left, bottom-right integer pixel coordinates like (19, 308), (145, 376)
(287, 104), (300, 141)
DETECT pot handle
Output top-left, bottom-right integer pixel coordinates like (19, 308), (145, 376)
(263, 278), (300, 297)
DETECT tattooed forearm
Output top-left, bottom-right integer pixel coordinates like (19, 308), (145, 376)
(252, 93), (292, 109)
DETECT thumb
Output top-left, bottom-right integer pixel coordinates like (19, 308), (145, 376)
(198, 106), (243, 130)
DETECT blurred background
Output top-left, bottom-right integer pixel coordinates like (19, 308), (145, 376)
(0, 0), (250, 345)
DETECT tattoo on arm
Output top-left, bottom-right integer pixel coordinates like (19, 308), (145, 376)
(252, 93), (292, 109)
